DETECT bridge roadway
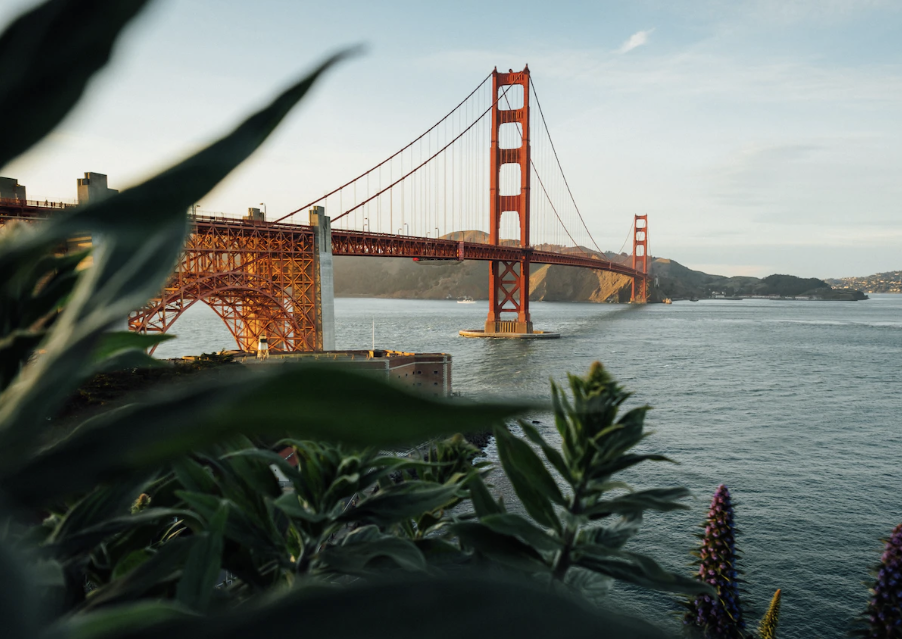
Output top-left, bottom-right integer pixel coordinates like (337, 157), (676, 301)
(204, 215), (647, 279)
(1, 199), (647, 351)
(0, 201), (648, 280)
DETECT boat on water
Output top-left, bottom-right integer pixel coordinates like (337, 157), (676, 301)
(457, 296), (475, 304)
(663, 298), (672, 304)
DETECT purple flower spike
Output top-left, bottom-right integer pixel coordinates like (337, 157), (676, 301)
(684, 484), (745, 638)
(864, 523), (902, 639)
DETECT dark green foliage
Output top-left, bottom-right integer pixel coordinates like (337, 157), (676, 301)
(44, 574), (674, 639)
(0, 248), (89, 391)
(453, 362), (713, 600)
(0, 0), (151, 168)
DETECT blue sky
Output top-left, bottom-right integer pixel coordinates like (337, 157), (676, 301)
(3, 0), (901, 278)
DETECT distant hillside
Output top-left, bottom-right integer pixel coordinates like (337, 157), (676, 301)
(334, 236), (866, 302)
(653, 261), (866, 300)
(827, 270), (901, 294)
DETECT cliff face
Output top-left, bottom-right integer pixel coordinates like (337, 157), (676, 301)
(333, 256), (635, 302)
(333, 254), (863, 302)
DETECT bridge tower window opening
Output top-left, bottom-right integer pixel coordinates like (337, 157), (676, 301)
(499, 210), (521, 243)
(498, 84), (524, 110)
(498, 163), (521, 197)
(499, 122), (522, 150)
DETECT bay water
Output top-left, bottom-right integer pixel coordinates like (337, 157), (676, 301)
(154, 294), (902, 638)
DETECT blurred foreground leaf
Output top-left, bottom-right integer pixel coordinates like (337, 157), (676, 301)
(0, 0), (151, 168)
(50, 574), (673, 639)
(1, 365), (526, 506)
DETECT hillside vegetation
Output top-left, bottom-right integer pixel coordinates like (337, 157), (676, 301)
(335, 253), (867, 302)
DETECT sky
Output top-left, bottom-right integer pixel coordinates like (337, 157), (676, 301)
(2, 0), (901, 278)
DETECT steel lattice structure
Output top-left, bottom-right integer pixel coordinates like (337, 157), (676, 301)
(127, 216), (317, 353)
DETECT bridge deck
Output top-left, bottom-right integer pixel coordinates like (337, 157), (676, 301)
(0, 202), (648, 280)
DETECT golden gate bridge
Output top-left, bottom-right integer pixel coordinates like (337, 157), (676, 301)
(0, 66), (650, 352)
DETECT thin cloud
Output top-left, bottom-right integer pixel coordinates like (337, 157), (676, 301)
(617, 29), (654, 54)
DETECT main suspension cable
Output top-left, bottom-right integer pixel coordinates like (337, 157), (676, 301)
(332, 83), (516, 224)
(529, 77), (603, 254)
(274, 72), (493, 225)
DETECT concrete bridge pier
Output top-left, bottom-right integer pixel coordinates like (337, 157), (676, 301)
(310, 206), (335, 351)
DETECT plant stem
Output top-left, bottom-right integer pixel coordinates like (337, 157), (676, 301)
(551, 476), (587, 582)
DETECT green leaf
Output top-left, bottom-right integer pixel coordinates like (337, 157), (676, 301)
(480, 514), (562, 552)
(584, 487), (691, 520)
(172, 459), (218, 494)
(0, 330), (45, 391)
(62, 574), (672, 639)
(518, 420), (572, 483)
(83, 539), (195, 611)
(31, 558), (65, 587)
(0, 0), (152, 168)
(577, 515), (642, 551)
(49, 478), (149, 545)
(222, 448), (301, 484)
(413, 538), (469, 567)
(52, 602), (198, 639)
(176, 492), (280, 553)
(450, 522), (550, 574)
(467, 474), (503, 517)
(493, 426), (562, 531)
(1, 365), (526, 506)
(112, 550), (154, 581)
(91, 332), (175, 363)
(272, 493), (328, 524)
(48, 508), (198, 560)
(176, 502), (228, 611)
(341, 481), (460, 527)
(318, 525), (426, 574)
(216, 445), (281, 501)
(564, 566), (614, 607)
(0, 541), (39, 639)
(574, 547), (713, 596)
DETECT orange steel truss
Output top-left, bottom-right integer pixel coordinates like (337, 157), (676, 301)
(631, 214), (649, 303)
(486, 66), (533, 334)
(128, 216), (317, 353)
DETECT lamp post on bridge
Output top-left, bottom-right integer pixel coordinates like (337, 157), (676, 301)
(259, 202), (266, 220)
(364, 217), (369, 232)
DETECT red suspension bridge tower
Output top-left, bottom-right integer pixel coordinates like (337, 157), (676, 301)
(484, 66), (535, 336)
(631, 214), (649, 303)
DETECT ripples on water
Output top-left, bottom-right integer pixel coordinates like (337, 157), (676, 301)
(154, 294), (902, 638)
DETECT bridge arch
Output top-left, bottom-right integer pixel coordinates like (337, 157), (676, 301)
(129, 270), (314, 354)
